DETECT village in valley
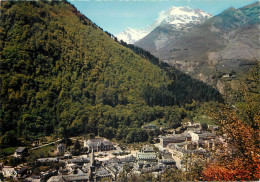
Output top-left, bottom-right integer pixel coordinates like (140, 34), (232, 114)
(0, 121), (227, 182)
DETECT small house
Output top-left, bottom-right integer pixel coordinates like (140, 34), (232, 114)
(136, 152), (157, 162)
(2, 167), (17, 178)
(14, 147), (28, 158)
(141, 145), (154, 153)
(57, 144), (66, 154)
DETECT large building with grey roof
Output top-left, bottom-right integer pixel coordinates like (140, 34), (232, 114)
(160, 134), (187, 147)
(84, 138), (115, 152)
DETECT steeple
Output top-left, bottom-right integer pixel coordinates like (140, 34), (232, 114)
(91, 148), (94, 165)
(90, 148), (95, 166)
(89, 148), (96, 181)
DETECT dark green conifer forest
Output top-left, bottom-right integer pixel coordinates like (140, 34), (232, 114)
(0, 0), (223, 146)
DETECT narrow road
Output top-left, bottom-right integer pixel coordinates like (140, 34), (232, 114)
(29, 139), (62, 151)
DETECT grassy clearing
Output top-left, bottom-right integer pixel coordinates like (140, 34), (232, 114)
(190, 103), (217, 125)
(193, 115), (215, 125)
(29, 144), (56, 159)
(147, 119), (169, 128)
(44, 136), (56, 143)
(1, 147), (17, 156)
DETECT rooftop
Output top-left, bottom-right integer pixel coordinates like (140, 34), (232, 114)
(86, 138), (113, 147)
(62, 174), (89, 181)
(141, 145), (154, 153)
(15, 147), (26, 153)
(137, 152), (157, 159)
(96, 167), (112, 178)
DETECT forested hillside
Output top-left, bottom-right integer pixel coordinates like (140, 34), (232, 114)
(0, 0), (222, 146)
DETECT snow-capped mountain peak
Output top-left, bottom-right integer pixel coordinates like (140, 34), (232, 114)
(115, 27), (149, 44)
(116, 6), (212, 44)
(161, 6), (212, 27)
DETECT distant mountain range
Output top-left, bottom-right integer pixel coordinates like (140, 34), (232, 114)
(116, 6), (211, 44)
(133, 2), (260, 93)
(152, 2), (260, 62)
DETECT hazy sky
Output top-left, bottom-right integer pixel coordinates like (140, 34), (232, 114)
(68, 0), (258, 35)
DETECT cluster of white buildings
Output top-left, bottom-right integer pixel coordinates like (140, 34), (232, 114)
(159, 121), (225, 171)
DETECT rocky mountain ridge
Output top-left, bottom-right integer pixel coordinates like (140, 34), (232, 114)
(116, 6), (211, 44)
(136, 2), (260, 94)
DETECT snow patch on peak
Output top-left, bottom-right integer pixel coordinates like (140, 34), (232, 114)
(116, 27), (149, 44)
(116, 6), (212, 44)
(161, 6), (212, 27)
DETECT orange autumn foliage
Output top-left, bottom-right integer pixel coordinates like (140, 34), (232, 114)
(203, 68), (260, 181)
(203, 154), (260, 181)
(202, 107), (260, 181)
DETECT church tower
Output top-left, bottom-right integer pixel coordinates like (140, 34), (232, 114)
(89, 148), (96, 181)
(90, 148), (95, 166)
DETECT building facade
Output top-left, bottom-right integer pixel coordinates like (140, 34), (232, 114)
(84, 138), (115, 152)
